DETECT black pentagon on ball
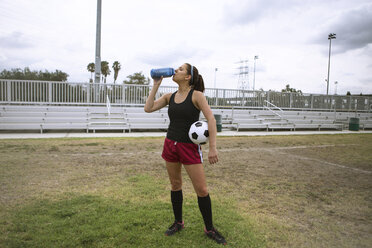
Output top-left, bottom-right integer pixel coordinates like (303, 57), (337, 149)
(204, 130), (209, 137)
(192, 132), (199, 140)
(195, 122), (203, 127)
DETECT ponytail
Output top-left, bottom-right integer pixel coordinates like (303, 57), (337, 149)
(186, 63), (205, 92)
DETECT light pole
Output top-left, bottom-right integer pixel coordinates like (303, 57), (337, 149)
(94, 0), (102, 102)
(334, 81), (338, 95)
(326, 33), (336, 95)
(214, 68), (218, 105)
(253, 55), (259, 91)
(214, 68), (218, 89)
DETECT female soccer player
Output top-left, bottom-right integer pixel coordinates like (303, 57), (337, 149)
(144, 63), (227, 245)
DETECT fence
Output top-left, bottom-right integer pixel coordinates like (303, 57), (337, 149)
(0, 79), (371, 112)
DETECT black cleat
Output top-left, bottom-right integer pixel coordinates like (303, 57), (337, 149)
(165, 221), (184, 236)
(204, 227), (227, 245)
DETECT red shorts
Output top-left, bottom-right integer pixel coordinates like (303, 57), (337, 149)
(161, 138), (203, 165)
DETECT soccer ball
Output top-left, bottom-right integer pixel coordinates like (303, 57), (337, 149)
(188, 121), (209, 145)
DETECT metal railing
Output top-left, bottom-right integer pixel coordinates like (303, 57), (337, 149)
(0, 79), (371, 112)
(264, 100), (284, 118)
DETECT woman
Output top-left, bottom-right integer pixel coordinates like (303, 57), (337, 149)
(144, 63), (226, 245)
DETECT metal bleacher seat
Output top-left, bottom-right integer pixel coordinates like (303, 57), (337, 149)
(232, 114), (270, 131)
(360, 121), (372, 130)
(236, 123), (269, 131)
(40, 107), (89, 133)
(88, 107), (127, 133)
(284, 115), (343, 131)
(124, 109), (169, 132)
(230, 108), (348, 131)
(0, 105), (89, 133)
(292, 123), (343, 131)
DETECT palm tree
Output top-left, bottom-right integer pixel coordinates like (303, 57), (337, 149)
(112, 61), (121, 84)
(87, 63), (95, 83)
(101, 61), (110, 83)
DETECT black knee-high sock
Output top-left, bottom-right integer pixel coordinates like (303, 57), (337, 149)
(171, 190), (183, 222)
(198, 194), (213, 231)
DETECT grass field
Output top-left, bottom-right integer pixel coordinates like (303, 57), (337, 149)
(0, 134), (371, 247)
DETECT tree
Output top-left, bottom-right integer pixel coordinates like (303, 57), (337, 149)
(123, 72), (150, 85)
(112, 61), (121, 84)
(87, 63), (95, 82)
(100, 61), (110, 83)
(0, 67), (68, 81)
(281, 84), (302, 94)
(123, 72), (150, 104)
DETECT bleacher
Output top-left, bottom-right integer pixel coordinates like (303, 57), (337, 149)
(88, 107), (127, 133)
(1, 105), (371, 133)
(0, 105), (89, 133)
(0, 105), (172, 133)
(124, 108), (169, 132)
(229, 109), (372, 131)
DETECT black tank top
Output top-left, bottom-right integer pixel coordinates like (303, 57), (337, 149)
(167, 89), (200, 143)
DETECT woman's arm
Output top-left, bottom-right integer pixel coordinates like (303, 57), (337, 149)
(144, 77), (171, 113)
(193, 91), (218, 164)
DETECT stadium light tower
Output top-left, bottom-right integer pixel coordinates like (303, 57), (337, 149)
(326, 33), (336, 95)
(214, 68), (218, 89)
(334, 81), (338, 95)
(253, 55), (259, 91)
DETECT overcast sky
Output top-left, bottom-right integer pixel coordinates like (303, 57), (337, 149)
(0, 0), (371, 95)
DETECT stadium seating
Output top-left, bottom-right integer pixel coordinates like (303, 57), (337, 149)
(229, 109), (370, 131)
(0, 105), (89, 133)
(124, 112), (169, 132)
(0, 105), (371, 133)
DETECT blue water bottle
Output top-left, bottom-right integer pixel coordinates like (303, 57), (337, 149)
(150, 68), (175, 79)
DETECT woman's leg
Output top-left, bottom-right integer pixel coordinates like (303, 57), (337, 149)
(183, 163), (208, 197)
(166, 162), (184, 223)
(184, 164), (213, 231)
(166, 161), (182, 191)
(184, 163), (227, 244)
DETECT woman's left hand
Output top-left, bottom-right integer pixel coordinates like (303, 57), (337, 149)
(208, 148), (218, 164)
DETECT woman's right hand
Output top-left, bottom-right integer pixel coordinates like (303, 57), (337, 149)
(153, 77), (163, 87)
(144, 76), (169, 113)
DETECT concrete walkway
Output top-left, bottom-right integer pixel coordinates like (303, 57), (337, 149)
(0, 130), (371, 139)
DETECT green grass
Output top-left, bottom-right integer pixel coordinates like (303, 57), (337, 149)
(1, 174), (265, 248)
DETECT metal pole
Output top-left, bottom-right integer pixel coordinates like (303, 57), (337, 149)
(334, 81), (338, 95)
(326, 39), (331, 95)
(253, 56), (258, 91)
(214, 68), (217, 89)
(7, 80), (11, 102)
(48, 82), (52, 103)
(94, 0), (102, 102)
(326, 33), (336, 95)
(214, 68), (218, 106)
